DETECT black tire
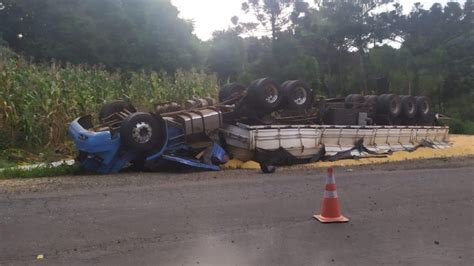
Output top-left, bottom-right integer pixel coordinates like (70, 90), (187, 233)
(99, 100), (136, 122)
(352, 94), (365, 107)
(344, 94), (356, 108)
(281, 80), (314, 110)
(247, 77), (282, 113)
(218, 83), (246, 104)
(388, 116), (402, 126)
(400, 95), (417, 119)
(129, 156), (147, 171)
(376, 94), (387, 114)
(119, 112), (164, 152)
(415, 96), (432, 121)
(377, 94), (401, 118)
(281, 80), (291, 89)
(364, 95), (378, 116)
(404, 117), (417, 126)
(260, 163), (276, 174)
(345, 94), (365, 108)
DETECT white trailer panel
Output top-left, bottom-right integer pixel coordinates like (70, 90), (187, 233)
(221, 124), (450, 159)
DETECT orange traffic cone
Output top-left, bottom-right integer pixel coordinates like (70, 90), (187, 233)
(313, 167), (349, 223)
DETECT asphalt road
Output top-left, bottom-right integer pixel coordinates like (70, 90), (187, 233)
(1, 159), (473, 265)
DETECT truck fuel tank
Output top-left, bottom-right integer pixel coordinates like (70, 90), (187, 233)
(173, 108), (223, 136)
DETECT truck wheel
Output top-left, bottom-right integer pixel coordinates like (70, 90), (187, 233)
(260, 163), (276, 174)
(364, 95), (378, 116)
(378, 94), (401, 118)
(400, 95), (417, 119)
(352, 94), (365, 108)
(415, 96), (432, 121)
(281, 80), (313, 110)
(218, 83), (246, 104)
(120, 112), (162, 152)
(99, 100), (136, 122)
(344, 94), (355, 108)
(247, 77), (282, 113)
(345, 94), (364, 108)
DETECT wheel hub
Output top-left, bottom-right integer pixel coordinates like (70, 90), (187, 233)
(264, 85), (279, 104)
(390, 100), (399, 114)
(291, 87), (307, 105)
(132, 122), (153, 144)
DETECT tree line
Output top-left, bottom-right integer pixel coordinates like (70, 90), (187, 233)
(0, 0), (473, 133)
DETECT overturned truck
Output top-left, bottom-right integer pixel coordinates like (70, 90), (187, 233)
(69, 78), (450, 173)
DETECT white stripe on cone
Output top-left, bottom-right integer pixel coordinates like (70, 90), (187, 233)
(326, 176), (336, 184)
(324, 190), (338, 198)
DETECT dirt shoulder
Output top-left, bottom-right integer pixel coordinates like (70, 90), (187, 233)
(1, 156), (472, 196)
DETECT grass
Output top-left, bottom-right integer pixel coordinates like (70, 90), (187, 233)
(0, 159), (16, 169)
(0, 164), (82, 179)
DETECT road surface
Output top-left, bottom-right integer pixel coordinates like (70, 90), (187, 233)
(1, 158), (473, 265)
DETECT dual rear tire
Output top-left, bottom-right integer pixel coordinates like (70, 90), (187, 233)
(219, 78), (314, 115)
(400, 96), (417, 119)
(378, 94), (401, 118)
(415, 96), (432, 121)
(345, 94), (432, 125)
(281, 80), (313, 110)
(218, 83), (246, 104)
(247, 78), (283, 115)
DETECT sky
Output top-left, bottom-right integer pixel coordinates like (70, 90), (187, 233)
(170, 0), (463, 41)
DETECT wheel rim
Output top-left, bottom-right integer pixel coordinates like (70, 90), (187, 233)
(291, 86), (307, 105)
(390, 100), (399, 114)
(132, 122), (153, 144)
(421, 101), (429, 114)
(407, 101), (415, 114)
(264, 85), (279, 104)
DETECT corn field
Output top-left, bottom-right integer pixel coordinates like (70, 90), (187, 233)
(0, 56), (219, 151)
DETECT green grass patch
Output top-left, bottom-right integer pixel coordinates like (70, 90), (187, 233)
(0, 164), (83, 179)
(448, 117), (474, 135)
(0, 158), (16, 169)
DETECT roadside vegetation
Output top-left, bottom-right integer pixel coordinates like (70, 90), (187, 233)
(0, 50), (218, 157)
(0, 0), (473, 172)
(0, 164), (82, 179)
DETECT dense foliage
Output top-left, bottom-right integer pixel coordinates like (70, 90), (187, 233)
(0, 0), (472, 155)
(0, 0), (203, 71)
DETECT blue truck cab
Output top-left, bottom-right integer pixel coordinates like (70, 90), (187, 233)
(68, 111), (228, 174)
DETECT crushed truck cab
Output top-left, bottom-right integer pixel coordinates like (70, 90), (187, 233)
(69, 110), (228, 174)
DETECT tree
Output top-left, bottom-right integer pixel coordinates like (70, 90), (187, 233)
(207, 30), (246, 81)
(233, 0), (309, 42)
(0, 0), (202, 71)
(294, 0), (404, 94)
(365, 1), (473, 128)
